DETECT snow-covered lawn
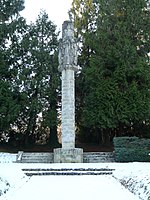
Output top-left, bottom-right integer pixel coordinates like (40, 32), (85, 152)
(0, 153), (150, 200)
(113, 163), (150, 200)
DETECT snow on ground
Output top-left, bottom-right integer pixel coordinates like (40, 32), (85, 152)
(113, 163), (150, 200)
(0, 153), (150, 200)
(0, 154), (29, 197)
(1, 173), (141, 200)
(0, 163), (29, 198)
(0, 153), (17, 163)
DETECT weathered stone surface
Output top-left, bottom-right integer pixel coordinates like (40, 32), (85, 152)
(16, 151), (115, 163)
(54, 21), (83, 163)
(83, 152), (116, 163)
(58, 21), (78, 71)
(54, 148), (83, 163)
(16, 152), (54, 163)
(61, 69), (75, 148)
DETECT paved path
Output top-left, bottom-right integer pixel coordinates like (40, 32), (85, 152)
(4, 175), (140, 200)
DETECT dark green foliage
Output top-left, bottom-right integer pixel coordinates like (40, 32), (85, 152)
(71, 0), (150, 143)
(0, 3), (60, 147)
(113, 137), (150, 162)
(114, 136), (150, 148)
(114, 148), (150, 162)
(13, 11), (59, 146)
(0, 0), (24, 20)
(83, 0), (150, 128)
(0, 81), (20, 131)
(0, 0), (26, 133)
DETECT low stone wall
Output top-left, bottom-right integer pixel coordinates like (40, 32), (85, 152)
(16, 152), (54, 163)
(83, 152), (115, 163)
(16, 151), (115, 163)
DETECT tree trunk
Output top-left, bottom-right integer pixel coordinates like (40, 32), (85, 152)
(49, 126), (60, 148)
(23, 110), (37, 147)
(101, 129), (111, 146)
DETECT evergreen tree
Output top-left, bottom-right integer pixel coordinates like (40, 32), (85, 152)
(71, 0), (150, 143)
(69, 0), (96, 138)
(0, 0), (25, 138)
(16, 11), (59, 146)
(70, 0), (95, 66)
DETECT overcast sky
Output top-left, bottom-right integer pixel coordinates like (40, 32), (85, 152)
(21, 0), (73, 31)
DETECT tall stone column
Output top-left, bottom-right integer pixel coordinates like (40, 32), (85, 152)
(61, 69), (75, 148)
(54, 21), (83, 163)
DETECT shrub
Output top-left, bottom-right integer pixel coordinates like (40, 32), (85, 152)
(113, 137), (150, 162)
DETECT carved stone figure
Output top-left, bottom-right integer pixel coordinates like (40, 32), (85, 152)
(58, 21), (78, 71)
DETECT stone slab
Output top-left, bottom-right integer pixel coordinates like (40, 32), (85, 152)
(54, 148), (83, 163)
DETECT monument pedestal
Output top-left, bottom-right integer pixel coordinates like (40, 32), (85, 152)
(54, 148), (83, 163)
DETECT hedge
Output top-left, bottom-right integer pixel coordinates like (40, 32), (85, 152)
(113, 137), (150, 162)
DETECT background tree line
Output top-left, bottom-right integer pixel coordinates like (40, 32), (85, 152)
(0, 0), (150, 149)
(0, 0), (60, 148)
(70, 0), (150, 145)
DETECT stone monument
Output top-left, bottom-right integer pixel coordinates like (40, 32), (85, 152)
(54, 21), (83, 163)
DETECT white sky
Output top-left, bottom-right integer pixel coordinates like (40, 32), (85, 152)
(21, 0), (73, 31)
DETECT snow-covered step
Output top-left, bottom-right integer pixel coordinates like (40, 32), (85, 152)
(16, 152), (53, 163)
(83, 152), (115, 163)
(22, 168), (115, 176)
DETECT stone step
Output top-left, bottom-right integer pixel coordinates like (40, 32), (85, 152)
(24, 172), (113, 176)
(16, 151), (115, 163)
(16, 152), (53, 163)
(22, 168), (115, 176)
(84, 152), (114, 156)
(83, 152), (115, 163)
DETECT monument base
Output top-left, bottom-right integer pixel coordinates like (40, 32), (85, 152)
(54, 148), (83, 163)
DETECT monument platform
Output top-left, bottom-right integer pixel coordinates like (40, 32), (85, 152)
(16, 151), (115, 163)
